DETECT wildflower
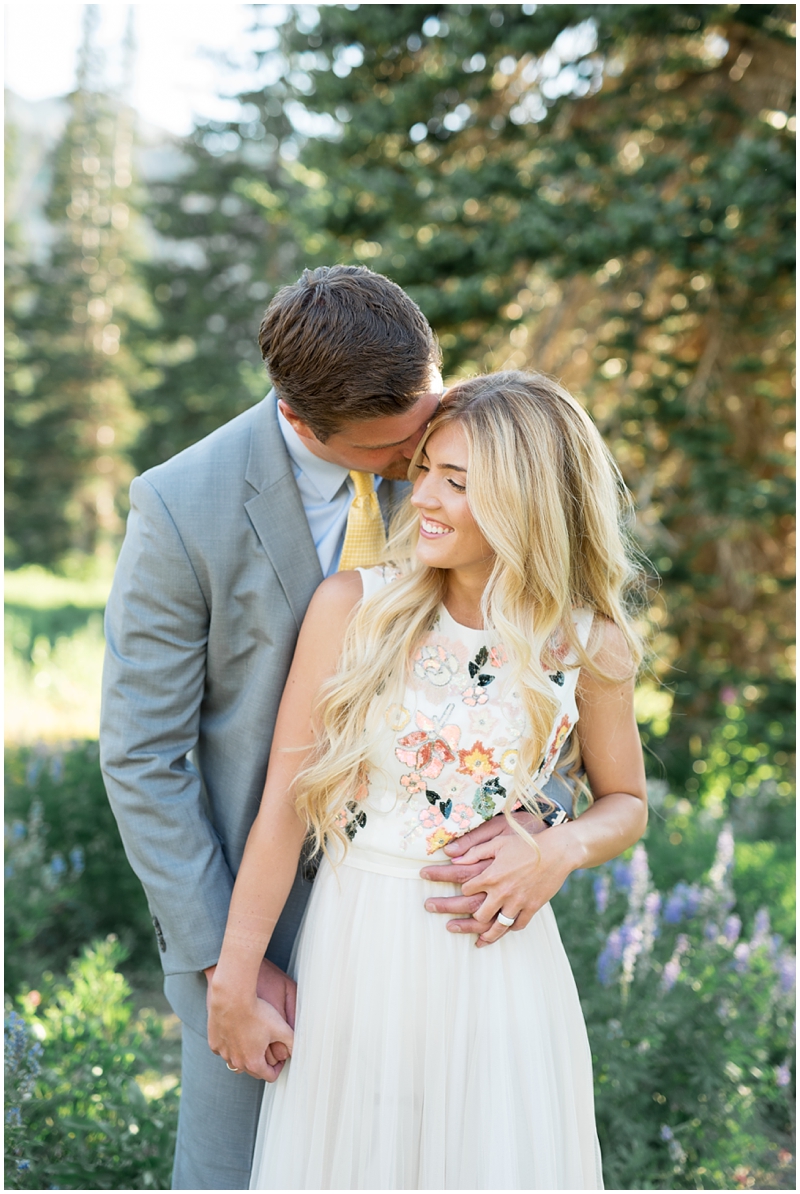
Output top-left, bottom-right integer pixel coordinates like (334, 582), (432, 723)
(777, 952), (796, 995)
(660, 1124), (674, 1142)
(627, 843), (650, 915)
(722, 914), (742, 945)
(775, 1064), (791, 1088)
(25, 758), (42, 786)
(69, 846), (85, 875)
(751, 907), (771, 947)
(50, 853), (67, 878)
(661, 934), (689, 991)
(708, 823), (734, 889)
(5, 863), (14, 880)
(6, 1106), (22, 1128)
(12, 820), (25, 840)
(597, 926), (623, 986)
(612, 859), (631, 892)
(593, 873), (610, 915)
(17, 1159), (30, 1172)
(732, 942), (751, 974)
(663, 881), (703, 924)
(50, 753), (64, 782)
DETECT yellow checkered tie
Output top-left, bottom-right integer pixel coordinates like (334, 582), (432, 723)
(338, 471), (387, 571)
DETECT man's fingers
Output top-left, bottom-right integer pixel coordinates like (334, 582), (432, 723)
(284, 979), (298, 1030)
(443, 816), (506, 854)
(424, 893), (486, 915)
(476, 922), (511, 948)
(420, 859), (491, 884)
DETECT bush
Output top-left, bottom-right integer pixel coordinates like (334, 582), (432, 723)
(4, 937), (179, 1191)
(4, 744), (158, 993)
(554, 827), (796, 1190)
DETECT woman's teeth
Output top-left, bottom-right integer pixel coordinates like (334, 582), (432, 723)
(421, 518), (452, 535)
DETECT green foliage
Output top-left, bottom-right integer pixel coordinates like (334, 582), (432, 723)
(5, 744), (159, 993)
(5, 12), (147, 570)
(249, 2), (795, 795)
(554, 829), (795, 1189)
(4, 937), (178, 1191)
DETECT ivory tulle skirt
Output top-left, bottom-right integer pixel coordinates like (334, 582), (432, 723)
(249, 849), (603, 1190)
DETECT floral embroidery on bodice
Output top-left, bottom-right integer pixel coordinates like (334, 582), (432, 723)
(340, 567), (593, 863)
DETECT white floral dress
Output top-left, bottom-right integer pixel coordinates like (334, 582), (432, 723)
(250, 567), (604, 1190)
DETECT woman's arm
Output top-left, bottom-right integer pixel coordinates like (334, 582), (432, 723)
(206, 570), (363, 1079)
(434, 620), (648, 946)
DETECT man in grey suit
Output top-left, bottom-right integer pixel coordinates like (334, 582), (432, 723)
(101, 264), (572, 1188)
(100, 266), (447, 1188)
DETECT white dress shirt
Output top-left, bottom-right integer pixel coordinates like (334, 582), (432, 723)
(277, 402), (382, 577)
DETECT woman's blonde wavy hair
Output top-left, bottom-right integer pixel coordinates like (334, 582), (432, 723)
(294, 370), (646, 859)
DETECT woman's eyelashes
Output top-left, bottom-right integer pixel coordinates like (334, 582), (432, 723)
(415, 463), (467, 492)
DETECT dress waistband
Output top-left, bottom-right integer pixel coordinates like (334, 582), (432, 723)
(339, 844), (454, 880)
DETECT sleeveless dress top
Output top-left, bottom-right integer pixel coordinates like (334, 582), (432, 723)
(335, 566), (594, 873)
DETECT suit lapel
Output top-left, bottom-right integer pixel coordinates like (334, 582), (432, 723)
(244, 395), (323, 630)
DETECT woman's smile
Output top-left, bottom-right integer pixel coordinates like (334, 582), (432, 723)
(419, 516), (454, 537)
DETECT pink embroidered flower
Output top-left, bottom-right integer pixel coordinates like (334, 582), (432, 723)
(489, 645), (508, 668)
(450, 803), (474, 830)
(419, 805), (444, 830)
(412, 643), (461, 687)
(468, 707), (498, 735)
(457, 741), (497, 781)
(395, 709), (460, 780)
(426, 826), (456, 854)
(461, 684), (489, 707)
(441, 774), (470, 802)
(400, 772), (425, 797)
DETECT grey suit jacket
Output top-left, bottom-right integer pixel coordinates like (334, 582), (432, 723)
(100, 394), (406, 1020)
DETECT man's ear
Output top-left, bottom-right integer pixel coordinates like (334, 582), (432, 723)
(278, 400), (321, 445)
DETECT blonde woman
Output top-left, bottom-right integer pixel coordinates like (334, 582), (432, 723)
(208, 371), (648, 1190)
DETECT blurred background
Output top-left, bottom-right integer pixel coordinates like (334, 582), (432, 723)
(4, 4), (795, 1189)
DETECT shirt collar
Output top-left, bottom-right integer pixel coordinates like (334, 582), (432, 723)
(277, 400), (351, 502)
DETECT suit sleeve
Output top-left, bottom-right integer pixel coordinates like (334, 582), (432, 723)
(100, 475), (233, 975)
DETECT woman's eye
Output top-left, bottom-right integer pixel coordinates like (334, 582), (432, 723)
(447, 478), (466, 492)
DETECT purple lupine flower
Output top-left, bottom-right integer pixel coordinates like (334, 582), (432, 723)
(704, 921), (719, 941)
(621, 921), (645, 986)
(662, 933), (690, 991)
(597, 927), (623, 986)
(660, 1124), (674, 1142)
(723, 915), (742, 945)
(612, 859), (631, 892)
(662, 958), (681, 991)
(12, 821), (25, 840)
(49, 753), (63, 783)
(777, 952), (796, 995)
(775, 1064), (791, 1088)
(50, 854), (66, 878)
(25, 758), (42, 787)
(708, 823), (734, 889)
(69, 846), (85, 876)
(733, 942), (751, 974)
(593, 873), (610, 915)
(5, 1107), (22, 1128)
(628, 843), (650, 914)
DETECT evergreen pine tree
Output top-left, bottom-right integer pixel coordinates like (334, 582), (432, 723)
(5, 6), (147, 568)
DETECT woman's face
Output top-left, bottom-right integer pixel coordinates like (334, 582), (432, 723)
(410, 422), (494, 576)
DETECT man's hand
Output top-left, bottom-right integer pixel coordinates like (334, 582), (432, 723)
(205, 958), (297, 1080)
(420, 813), (580, 946)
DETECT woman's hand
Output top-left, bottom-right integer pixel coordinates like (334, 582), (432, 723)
(207, 967), (295, 1082)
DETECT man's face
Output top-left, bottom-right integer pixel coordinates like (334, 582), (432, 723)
(279, 369), (443, 481)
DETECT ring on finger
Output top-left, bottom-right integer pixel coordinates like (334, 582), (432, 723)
(226, 1062), (242, 1073)
(497, 911), (517, 928)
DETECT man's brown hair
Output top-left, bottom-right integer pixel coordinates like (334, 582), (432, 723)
(258, 265), (441, 440)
